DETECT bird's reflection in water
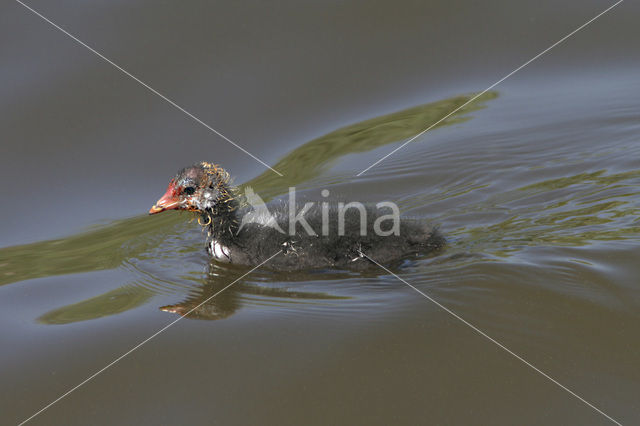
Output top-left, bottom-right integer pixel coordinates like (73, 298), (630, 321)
(159, 261), (352, 321)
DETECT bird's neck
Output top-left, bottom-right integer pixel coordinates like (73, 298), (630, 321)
(202, 185), (241, 245)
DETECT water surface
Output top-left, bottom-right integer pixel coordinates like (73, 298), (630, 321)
(1, 1), (639, 424)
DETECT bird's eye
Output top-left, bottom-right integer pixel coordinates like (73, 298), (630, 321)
(183, 186), (196, 195)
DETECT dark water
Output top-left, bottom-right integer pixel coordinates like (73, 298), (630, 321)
(2, 1), (640, 424)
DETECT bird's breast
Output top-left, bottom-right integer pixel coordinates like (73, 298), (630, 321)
(208, 239), (231, 262)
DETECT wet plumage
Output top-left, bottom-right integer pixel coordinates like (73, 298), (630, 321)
(150, 162), (444, 270)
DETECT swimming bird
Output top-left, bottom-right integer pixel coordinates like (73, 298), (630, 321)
(149, 162), (444, 269)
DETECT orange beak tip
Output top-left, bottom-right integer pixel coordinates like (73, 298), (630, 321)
(149, 205), (164, 215)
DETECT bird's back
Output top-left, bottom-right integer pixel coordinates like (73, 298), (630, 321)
(220, 204), (444, 270)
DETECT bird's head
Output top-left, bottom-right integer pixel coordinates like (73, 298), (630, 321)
(149, 162), (234, 215)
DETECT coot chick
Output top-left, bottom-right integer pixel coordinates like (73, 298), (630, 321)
(149, 162), (444, 269)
